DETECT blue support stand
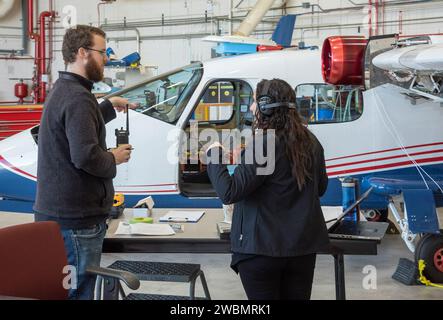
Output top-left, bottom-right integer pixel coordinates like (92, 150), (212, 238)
(342, 177), (359, 222)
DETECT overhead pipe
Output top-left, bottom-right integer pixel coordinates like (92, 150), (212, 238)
(399, 10), (403, 34)
(375, 0), (379, 36)
(368, 0), (373, 37)
(97, 1), (113, 27)
(347, 0), (436, 5)
(21, 0), (29, 55)
(381, 0), (386, 34)
(0, 50), (22, 54)
(233, 0), (276, 37)
(0, 100), (34, 104)
(27, 0), (36, 39)
(48, 0), (54, 74)
(101, 15), (236, 29)
(267, 14), (443, 36)
(100, 0), (443, 31)
(0, 2), (29, 55)
(106, 32), (212, 42)
(0, 56), (34, 60)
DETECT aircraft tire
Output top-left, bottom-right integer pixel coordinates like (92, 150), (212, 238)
(415, 232), (443, 283)
(415, 233), (434, 263)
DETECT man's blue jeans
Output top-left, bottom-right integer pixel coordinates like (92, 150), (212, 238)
(61, 222), (107, 300)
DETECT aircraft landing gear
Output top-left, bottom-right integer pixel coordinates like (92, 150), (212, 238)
(364, 209), (388, 222)
(415, 232), (443, 284)
(364, 209), (399, 234)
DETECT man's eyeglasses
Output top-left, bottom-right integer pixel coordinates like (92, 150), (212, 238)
(84, 47), (107, 57)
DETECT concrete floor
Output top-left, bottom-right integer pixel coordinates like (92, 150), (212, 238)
(1, 210), (443, 300)
(102, 234), (443, 300)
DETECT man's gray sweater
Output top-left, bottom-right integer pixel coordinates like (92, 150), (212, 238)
(34, 71), (117, 229)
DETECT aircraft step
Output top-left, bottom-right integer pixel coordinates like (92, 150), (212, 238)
(107, 260), (211, 300)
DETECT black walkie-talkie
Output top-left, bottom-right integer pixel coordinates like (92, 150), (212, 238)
(115, 104), (129, 147)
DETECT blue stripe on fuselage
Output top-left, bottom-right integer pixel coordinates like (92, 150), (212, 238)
(1, 163), (442, 214)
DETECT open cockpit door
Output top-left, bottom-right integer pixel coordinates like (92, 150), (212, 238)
(178, 79), (255, 198)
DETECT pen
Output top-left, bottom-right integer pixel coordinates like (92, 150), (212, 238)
(168, 217), (188, 222)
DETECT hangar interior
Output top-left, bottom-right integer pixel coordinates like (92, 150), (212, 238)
(1, 0), (443, 300)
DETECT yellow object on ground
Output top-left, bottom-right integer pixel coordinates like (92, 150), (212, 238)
(418, 260), (443, 288)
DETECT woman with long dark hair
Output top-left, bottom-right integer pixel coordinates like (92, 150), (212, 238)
(206, 78), (329, 300)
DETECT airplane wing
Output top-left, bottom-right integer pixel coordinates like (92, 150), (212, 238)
(364, 176), (443, 196)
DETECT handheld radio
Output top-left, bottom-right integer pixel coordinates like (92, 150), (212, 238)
(115, 104), (130, 147)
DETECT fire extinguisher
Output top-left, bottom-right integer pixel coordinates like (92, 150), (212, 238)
(13, 79), (29, 104)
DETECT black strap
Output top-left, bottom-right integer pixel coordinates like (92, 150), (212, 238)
(261, 80), (271, 97)
(262, 102), (296, 110)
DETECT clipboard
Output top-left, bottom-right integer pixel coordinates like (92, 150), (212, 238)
(159, 210), (205, 223)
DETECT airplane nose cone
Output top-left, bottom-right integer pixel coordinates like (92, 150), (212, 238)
(0, 128), (38, 205)
(0, 154), (36, 202)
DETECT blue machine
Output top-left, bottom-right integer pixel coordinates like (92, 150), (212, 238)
(214, 15), (298, 56)
(215, 42), (258, 56)
(105, 48), (141, 67)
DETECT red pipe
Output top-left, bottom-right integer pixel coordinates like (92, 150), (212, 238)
(27, 0), (39, 103)
(38, 11), (53, 103)
(26, 1), (54, 103)
(27, 0), (35, 39)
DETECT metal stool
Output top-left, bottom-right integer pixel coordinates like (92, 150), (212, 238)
(102, 260), (211, 300)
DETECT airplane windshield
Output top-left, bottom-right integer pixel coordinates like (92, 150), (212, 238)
(119, 62), (203, 123)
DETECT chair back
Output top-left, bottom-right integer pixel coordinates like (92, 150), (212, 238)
(0, 221), (69, 300)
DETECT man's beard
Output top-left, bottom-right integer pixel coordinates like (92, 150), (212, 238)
(85, 57), (103, 83)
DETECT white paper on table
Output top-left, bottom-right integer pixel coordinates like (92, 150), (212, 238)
(131, 208), (149, 218)
(114, 222), (175, 236)
(134, 196), (155, 210)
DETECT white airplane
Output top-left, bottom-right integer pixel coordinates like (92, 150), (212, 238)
(0, 34), (442, 282)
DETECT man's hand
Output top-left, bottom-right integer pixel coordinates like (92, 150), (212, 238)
(111, 144), (133, 165)
(108, 96), (138, 113)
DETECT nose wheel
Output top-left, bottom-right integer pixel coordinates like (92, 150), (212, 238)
(415, 232), (443, 283)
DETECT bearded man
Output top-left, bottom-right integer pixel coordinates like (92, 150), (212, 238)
(34, 25), (134, 299)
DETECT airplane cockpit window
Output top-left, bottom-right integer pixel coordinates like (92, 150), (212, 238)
(117, 63), (203, 124)
(296, 83), (363, 124)
(193, 81), (235, 124)
(191, 80), (253, 129)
